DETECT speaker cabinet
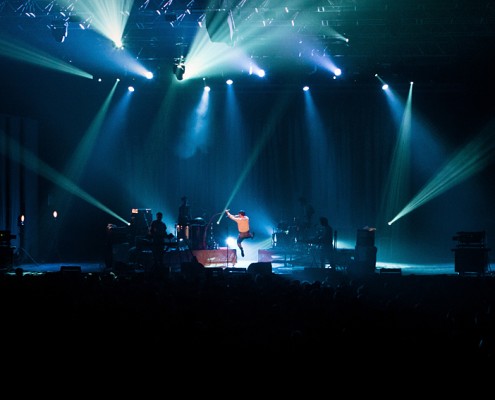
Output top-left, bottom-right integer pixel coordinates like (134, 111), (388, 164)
(352, 246), (377, 275)
(454, 248), (489, 274)
(60, 266), (82, 282)
(181, 261), (205, 276)
(247, 262), (272, 275)
(0, 246), (14, 269)
(60, 266), (82, 273)
(356, 229), (375, 247)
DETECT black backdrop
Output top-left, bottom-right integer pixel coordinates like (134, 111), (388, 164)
(1, 61), (494, 264)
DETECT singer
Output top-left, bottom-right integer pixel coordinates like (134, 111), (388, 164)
(225, 209), (255, 257)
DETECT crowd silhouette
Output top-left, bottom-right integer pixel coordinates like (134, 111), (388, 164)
(2, 264), (495, 369)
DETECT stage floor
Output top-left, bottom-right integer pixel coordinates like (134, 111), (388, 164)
(7, 251), (489, 278)
(3, 237), (493, 278)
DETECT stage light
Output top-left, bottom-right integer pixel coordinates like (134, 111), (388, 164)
(50, 19), (68, 43)
(78, 16), (92, 30)
(202, 77), (210, 92)
(173, 63), (185, 81)
(173, 57), (186, 81)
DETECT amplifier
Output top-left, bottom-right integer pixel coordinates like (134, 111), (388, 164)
(0, 230), (16, 246)
(0, 245), (15, 269)
(453, 247), (490, 275)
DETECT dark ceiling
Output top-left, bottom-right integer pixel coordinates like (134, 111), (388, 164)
(1, 0), (495, 86)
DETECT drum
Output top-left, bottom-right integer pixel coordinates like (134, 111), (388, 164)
(176, 224), (190, 241)
(190, 224), (206, 250)
(272, 230), (294, 248)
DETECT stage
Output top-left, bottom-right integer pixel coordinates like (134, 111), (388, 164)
(4, 249), (483, 279)
(2, 232), (492, 279)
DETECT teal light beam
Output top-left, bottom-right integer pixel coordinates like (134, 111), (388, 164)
(389, 119), (495, 225)
(1, 131), (128, 225)
(220, 95), (292, 222)
(382, 84), (412, 220)
(0, 37), (93, 79)
(65, 79), (120, 181)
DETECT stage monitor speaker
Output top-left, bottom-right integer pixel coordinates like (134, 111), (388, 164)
(60, 266), (82, 281)
(379, 268), (402, 275)
(247, 262), (272, 275)
(60, 266), (82, 273)
(181, 261), (205, 276)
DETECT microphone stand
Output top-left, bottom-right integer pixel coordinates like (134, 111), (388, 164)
(226, 225), (230, 269)
(204, 212), (227, 267)
(224, 214), (232, 269)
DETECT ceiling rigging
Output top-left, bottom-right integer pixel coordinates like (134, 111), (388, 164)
(1, 0), (494, 85)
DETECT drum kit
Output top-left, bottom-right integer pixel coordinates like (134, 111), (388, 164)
(177, 215), (321, 252)
(176, 212), (239, 251)
(175, 217), (207, 250)
(271, 219), (318, 250)
(272, 226), (297, 248)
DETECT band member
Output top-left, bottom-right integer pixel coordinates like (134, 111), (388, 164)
(317, 216), (334, 269)
(225, 209), (255, 257)
(148, 211), (169, 277)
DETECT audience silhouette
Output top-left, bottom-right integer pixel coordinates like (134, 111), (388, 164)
(1, 264), (495, 367)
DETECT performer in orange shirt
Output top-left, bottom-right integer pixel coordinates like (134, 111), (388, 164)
(225, 209), (255, 257)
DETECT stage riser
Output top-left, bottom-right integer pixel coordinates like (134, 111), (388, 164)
(112, 246), (237, 269)
(191, 249), (237, 266)
(258, 248), (358, 268)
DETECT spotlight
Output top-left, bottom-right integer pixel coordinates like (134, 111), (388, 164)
(203, 77), (210, 91)
(172, 56), (186, 81)
(173, 58), (186, 81)
(50, 18), (68, 43)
